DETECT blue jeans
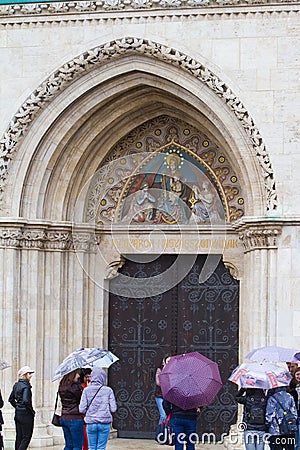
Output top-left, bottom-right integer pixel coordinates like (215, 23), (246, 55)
(244, 430), (265, 450)
(60, 418), (84, 450)
(155, 397), (167, 424)
(171, 417), (197, 450)
(86, 423), (111, 450)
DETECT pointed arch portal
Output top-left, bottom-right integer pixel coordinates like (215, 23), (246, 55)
(0, 37), (277, 218)
(0, 36), (279, 447)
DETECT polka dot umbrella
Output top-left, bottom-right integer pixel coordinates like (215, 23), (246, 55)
(158, 352), (222, 410)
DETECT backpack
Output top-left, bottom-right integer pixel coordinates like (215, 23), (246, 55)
(247, 396), (266, 425)
(274, 394), (297, 435)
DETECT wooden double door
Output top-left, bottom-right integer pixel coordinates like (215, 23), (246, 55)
(108, 254), (239, 439)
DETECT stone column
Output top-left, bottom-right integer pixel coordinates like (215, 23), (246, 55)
(236, 220), (282, 358)
(0, 224), (101, 447)
(224, 218), (282, 450)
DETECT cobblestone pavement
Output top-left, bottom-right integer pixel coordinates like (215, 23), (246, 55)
(31, 438), (224, 449)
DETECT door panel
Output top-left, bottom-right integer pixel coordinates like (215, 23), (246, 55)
(108, 254), (239, 439)
(108, 255), (178, 438)
(177, 256), (239, 436)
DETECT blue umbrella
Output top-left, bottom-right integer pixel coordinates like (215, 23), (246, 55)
(246, 346), (300, 363)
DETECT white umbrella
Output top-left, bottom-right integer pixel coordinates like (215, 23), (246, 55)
(229, 361), (292, 389)
(246, 346), (300, 363)
(0, 360), (10, 370)
(52, 348), (119, 381)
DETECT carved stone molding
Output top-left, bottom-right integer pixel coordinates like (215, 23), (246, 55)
(105, 257), (125, 279)
(0, 226), (99, 252)
(0, 0), (298, 18)
(0, 37), (277, 212)
(234, 219), (282, 252)
(223, 261), (240, 280)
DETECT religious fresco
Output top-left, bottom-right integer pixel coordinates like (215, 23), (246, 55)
(117, 143), (226, 225)
(86, 116), (244, 225)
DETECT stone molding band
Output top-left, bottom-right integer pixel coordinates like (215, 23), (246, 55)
(0, 37), (277, 212)
(0, 0), (298, 17)
(0, 227), (99, 252)
(0, 219), (285, 252)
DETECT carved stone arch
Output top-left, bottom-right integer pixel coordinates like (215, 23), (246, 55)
(0, 37), (277, 218)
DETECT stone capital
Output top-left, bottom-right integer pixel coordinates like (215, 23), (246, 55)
(0, 222), (100, 252)
(233, 218), (282, 252)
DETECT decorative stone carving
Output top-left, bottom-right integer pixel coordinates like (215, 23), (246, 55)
(45, 231), (73, 250)
(105, 257), (125, 279)
(0, 38), (277, 212)
(223, 261), (240, 280)
(0, 229), (23, 247)
(0, 0), (297, 16)
(72, 231), (99, 252)
(0, 226), (99, 252)
(234, 220), (282, 252)
(75, 1), (97, 11)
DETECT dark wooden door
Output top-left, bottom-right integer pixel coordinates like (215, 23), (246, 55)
(108, 254), (239, 439)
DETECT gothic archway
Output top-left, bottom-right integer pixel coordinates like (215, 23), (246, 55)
(0, 37), (276, 218)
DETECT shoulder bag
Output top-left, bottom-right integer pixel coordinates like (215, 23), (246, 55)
(274, 394), (297, 435)
(51, 392), (61, 427)
(85, 386), (103, 414)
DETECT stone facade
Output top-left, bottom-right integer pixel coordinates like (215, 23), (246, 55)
(0, 0), (299, 447)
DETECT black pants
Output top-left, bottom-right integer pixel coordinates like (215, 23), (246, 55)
(269, 434), (295, 450)
(14, 413), (34, 450)
(0, 425), (3, 450)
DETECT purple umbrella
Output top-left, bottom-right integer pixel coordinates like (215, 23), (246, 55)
(246, 346), (300, 363)
(158, 352), (222, 410)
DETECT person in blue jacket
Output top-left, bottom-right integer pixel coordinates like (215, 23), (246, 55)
(266, 386), (297, 450)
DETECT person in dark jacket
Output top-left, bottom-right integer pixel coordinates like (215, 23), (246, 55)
(0, 388), (4, 450)
(236, 387), (267, 450)
(8, 365), (35, 450)
(163, 399), (198, 450)
(58, 369), (84, 450)
(288, 367), (300, 450)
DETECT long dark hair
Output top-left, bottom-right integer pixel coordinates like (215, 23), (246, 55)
(59, 369), (80, 386)
(290, 367), (300, 388)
